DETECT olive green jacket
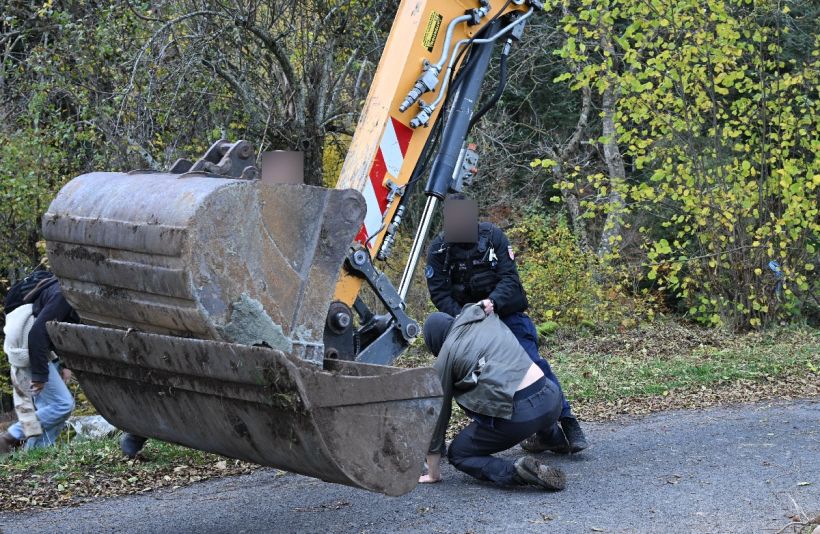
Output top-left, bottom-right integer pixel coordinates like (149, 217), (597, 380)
(428, 304), (533, 454)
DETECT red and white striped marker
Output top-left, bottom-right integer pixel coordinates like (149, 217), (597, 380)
(355, 117), (414, 248)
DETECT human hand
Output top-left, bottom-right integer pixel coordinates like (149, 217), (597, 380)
(479, 299), (494, 315)
(419, 453), (442, 483)
(31, 381), (45, 395)
(60, 368), (73, 384)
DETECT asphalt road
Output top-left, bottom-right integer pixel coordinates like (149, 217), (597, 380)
(1, 400), (818, 534)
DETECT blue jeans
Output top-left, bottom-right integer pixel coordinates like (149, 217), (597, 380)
(501, 312), (573, 419)
(448, 378), (563, 486)
(7, 361), (75, 449)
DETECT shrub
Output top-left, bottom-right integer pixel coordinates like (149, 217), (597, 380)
(509, 213), (652, 327)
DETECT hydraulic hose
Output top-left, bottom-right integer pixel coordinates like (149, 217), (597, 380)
(422, 7), (532, 116)
(424, 19), (502, 198)
(403, 0), (517, 192)
(468, 40), (510, 132)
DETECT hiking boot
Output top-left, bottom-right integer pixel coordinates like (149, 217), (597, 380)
(513, 456), (566, 491)
(120, 433), (148, 459)
(0, 431), (24, 454)
(560, 417), (589, 454)
(520, 430), (570, 454)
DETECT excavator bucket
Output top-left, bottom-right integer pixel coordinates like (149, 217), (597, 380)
(42, 168), (442, 496)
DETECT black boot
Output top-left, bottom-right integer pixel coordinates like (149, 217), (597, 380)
(0, 431), (24, 454)
(120, 433), (148, 459)
(513, 456), (566, 491)
(560, 417), (589, 453)
(520, 423), (571, 454)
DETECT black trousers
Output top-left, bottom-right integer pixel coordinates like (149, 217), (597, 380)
(447, 378), (563, 486)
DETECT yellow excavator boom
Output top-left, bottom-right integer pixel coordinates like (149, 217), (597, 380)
(333, 0), (531, 305)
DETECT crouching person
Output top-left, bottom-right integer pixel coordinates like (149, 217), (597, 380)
(1, 276), (76, 453)
(420, 305), (567, 490)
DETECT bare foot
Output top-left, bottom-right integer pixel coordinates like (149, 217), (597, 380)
(418, 474), (442, 484)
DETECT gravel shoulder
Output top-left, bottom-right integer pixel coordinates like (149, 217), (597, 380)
(2, 399), (818, 533)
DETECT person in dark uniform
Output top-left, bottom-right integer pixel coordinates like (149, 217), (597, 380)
(424, 196), (588, 454)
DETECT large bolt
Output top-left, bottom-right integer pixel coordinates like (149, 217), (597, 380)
(333, 311), (351, 330)
(238, 142), (253, 159)
(352, 249), (369, 266)
(405, 322), (419, 338)
(343, 194), (366, 224)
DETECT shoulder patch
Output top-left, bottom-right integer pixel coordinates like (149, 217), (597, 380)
(507, 246), (515, 261)
(425, 265), (435, 279)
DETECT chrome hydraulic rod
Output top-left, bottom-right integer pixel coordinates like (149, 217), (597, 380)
(398, 195), (439, 301)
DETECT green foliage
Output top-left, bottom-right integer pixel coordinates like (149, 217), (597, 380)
(545, 0), (819, 329)
(537, 321), (560, 337)
(509, 213), (652, 327)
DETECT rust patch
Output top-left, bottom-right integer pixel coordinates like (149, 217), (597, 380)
(52, 243), (107, 265)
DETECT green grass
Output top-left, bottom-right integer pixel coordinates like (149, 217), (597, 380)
(1, 435), (254, 510)
(403, 321), (818, 405)
(1, 436), (220, 482)
(551, 325), (819, 402)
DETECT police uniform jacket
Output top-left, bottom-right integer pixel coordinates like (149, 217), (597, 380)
(425, 222), (528, 317)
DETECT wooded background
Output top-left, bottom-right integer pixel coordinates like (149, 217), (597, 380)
(1, 0), (817, 343)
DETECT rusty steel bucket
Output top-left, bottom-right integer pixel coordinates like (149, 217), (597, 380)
(48, 323), (441, 495)
(42, 171), (442, 495)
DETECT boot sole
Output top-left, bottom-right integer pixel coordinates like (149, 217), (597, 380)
(515, 457), (566, 491)
(537, 465), (567, 491)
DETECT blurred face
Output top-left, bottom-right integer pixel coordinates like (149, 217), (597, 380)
(260, 151), (304, 184)
(443, 197), (478, 244)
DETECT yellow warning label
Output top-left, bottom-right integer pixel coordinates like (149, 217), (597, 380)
(423, 11), (443, 52)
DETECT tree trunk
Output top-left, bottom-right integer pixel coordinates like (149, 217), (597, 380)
(597, 30), (627, 259)
(301, 132), (325, 187)
(544, 147), (591, 252)
(597, 82), (627, 258)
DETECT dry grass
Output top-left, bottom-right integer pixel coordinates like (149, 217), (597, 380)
(0, 437), (259, 512)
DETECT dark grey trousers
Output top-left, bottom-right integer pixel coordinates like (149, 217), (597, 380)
(447, 378), (563, 486)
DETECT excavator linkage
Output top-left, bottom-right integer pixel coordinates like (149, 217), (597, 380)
(43, 170), (442, 495)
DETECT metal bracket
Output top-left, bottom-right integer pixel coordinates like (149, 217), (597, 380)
(355, 325), (408, 366)
(171, 140), (258, 180)
(345, 247), (419, 364)
(384, 179), (405, 204)
(450, 143), (480, 193)
(467, 0), (491, 25)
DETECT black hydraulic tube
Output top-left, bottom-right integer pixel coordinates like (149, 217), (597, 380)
(424, 19), (502, 198)
(468, 40), (510, 132)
